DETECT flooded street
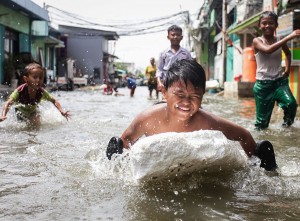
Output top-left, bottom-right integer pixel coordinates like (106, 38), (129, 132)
(1, 86), (300, 220)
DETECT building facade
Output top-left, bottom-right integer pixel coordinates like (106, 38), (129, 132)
(192, 0), (300, 101)
(55, 25), (118, 85)
(0, 0), (63, 87)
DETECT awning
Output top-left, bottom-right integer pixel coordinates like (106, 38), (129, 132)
(103, 52), (118, 59)
(33, 35), (65, 48)
(44, 36), (65, 48)
(227, 12), (263, 35)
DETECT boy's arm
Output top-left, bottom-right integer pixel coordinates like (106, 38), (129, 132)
(157, 77), (164, 91)
(186, 50), (193, 60)
(156, 52), (164, 79)
(106, 113), (146, 160)
(210, 114), (277, 171)
(222, 125), (256, 157)
(121, 115), (145, 149)
(0, 98), (14, 122)
(253, 29), (300, 54)
(282, 44), (291, 78)
(213, 116), (256, 157)
(156, 52), (165, 90)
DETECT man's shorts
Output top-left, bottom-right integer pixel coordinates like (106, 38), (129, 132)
(148, 82), (157, 91)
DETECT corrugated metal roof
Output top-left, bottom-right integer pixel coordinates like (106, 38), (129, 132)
(227, 12), (263, 35)
(2, 0), (48, 21)
(58, 25), (119, 40)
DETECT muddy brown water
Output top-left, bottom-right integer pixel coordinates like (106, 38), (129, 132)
(1, 86), (300, 220)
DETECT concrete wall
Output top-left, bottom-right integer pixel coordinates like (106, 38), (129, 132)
(214, 54), (224, 86)
(224, 81), (255, 98)
(67, 36), (104, 83)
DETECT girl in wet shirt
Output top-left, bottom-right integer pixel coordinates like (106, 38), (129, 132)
(0, 63), (70, 126)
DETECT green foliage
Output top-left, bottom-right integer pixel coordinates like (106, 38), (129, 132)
(138, 73), (145, 79)
(114, 63), (127, 71)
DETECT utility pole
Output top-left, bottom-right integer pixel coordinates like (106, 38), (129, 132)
(222, 0), (227, 85)
(182, 10), (191, 52)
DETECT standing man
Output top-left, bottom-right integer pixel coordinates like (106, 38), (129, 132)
(145, 57), (159, 99)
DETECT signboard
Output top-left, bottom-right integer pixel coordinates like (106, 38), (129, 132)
(263, 0), (273, 11)
(278, 12), (300, 65)
(277, 12), (294, 37)
(31, 20), (48, 36)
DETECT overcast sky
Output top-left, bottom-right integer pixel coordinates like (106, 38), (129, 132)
(31, 0), (203, 70)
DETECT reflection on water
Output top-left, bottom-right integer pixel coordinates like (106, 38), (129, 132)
(1, 86), (300, 220)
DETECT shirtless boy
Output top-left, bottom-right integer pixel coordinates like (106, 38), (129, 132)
(107, 59), (277, 171)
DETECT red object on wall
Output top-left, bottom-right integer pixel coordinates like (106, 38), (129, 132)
(234, 74), (242, 82)
(242, 47), (257, 82)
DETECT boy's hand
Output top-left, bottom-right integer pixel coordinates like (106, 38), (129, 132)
(282, 71), (290, 78)
(0, 116), (7, 122)
(157, 81), (164, 91)
(288, 29), (300, 40)
(255, 140), (277, 171)
(61, 111), (71, 121)
(106, 136), (123, 160)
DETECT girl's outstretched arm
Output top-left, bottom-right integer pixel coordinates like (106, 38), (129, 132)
(52, 98), (71, 121)
(0, 98), (14, 122)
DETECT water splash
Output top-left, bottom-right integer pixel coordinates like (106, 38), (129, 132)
(89, 130), (248, 186)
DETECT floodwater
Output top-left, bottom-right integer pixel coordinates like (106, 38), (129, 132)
(1, 86), (300, 221)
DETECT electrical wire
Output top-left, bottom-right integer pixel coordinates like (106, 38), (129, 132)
(45, 4), (196, 36)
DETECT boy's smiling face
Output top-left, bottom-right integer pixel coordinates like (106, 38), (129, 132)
(259, 16), (277, 36)
(163, 80), (203, 121)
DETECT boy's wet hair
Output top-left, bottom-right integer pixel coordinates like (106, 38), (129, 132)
(167, 25), (182, 33)
(22, 63), (45, 77)
(164, 59), (206, 93)
(258, 11), (278, 26)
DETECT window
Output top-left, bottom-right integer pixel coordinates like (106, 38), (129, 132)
(4, 29), (18, 56)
